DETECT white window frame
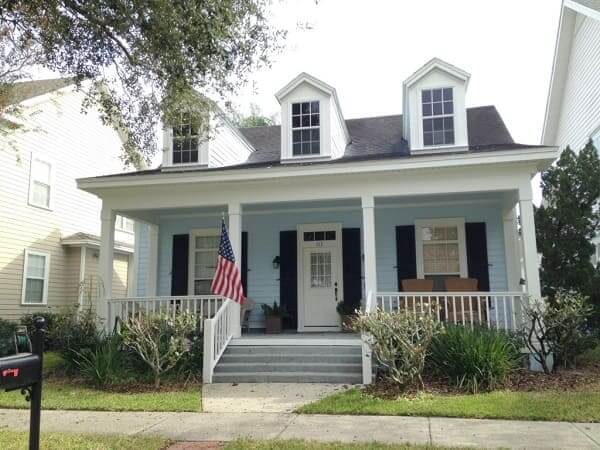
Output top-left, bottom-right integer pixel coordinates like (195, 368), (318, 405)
(28, 154), (54, 210)
(291, 100), (321, 157)
(187, 228), (220, 296)
(171, 113), (202, 166)
(414, 218), (468, 280)
(115, 215), (134, 233)
(21, 249), (51, 305)
(420, 86), (455, 148)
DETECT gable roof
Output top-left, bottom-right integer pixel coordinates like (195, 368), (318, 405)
(402, 57), (471, 89)
(541, 0), (600, 145)
(4, 78), (75, 105)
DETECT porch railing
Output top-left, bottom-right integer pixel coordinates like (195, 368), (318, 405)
(202, 298), (236, 383)
(107, 295), (225, 331)
(374, 291), (527, 331)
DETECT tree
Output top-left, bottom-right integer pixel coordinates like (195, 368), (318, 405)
(232, 103), (274, 127)
(535, 140), (600, 321)
(1, 0), (284, 167)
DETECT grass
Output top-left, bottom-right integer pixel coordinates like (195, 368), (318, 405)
(297, 386), (600, 422)
(225, 440), (464, 449)
(0, 430), (168, 450)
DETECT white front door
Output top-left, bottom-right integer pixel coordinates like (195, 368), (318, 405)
(298, 224), (343, 331)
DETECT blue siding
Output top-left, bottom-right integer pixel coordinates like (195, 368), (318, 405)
(135, 200), (508, 327)
(136, 223), (150, 296)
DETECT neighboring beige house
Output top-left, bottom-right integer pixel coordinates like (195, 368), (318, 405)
(0, 79), (135, 321)
(542, 0), (600, 263)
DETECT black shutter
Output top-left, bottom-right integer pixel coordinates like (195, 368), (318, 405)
(396, 225), (417, 291)
(241, 231), (248, 296)
(342, 228), (362, 311)
(171, 234), (189, 295)
(279, 230), (297, 330)
(465, 222), (490, 291)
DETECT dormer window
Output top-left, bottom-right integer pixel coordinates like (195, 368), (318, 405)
(172, 114), (199, 164)
(292, 101), (320, 156)
(422, 88), (454, 146)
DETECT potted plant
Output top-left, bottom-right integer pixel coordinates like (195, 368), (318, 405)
(262, 302), (282, 334)
(336, 301), (356, 331)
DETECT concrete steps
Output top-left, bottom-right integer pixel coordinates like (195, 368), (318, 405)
(212, 344), (363, 384)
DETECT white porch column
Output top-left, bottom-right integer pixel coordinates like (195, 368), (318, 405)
(99, 207), (116, 330)
(228, 202), (242, 338)
(361, 195), (378, 303)
(502, 203), (522, 292)
(519, 188), (542, 300)
(146, 223), (159, 297)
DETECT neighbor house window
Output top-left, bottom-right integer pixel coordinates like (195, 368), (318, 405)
(292, 101), (320, 156)
(415, 218), (467, 290)
(172, 114), (199, 164)
(422, 88), (454, 146)
(21, 250), (50, 305)
(29, 156), (52, 209)
(116, 215), (134, 233)
(189, 229), (220, 295)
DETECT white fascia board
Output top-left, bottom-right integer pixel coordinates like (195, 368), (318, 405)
(61, 238), (134, 254)
(541, 4), (576, 145)
(403, 58), (471, 91)
(275, 72), (350, 142)
(78, 146), (558, 192)
(564, 0), (600, 20)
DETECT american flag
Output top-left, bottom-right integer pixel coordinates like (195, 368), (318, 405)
(211, 219), (246, 304)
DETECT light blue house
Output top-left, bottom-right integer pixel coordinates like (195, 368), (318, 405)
(78, 58), (557, 383)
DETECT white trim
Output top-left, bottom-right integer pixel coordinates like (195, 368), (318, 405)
(115, 215), (135, 234)
(78, 146), (558, 191)
(28, 153), (54, 210)
(78, 246), (86, 310)
(296, 222), (343, 332)
(187, 228), (221, 296)
(21, 249), (51, 305)
(565, 0), (600, 21)
(403, 58), (471, 90)
(230, 335), (361, 346)
(60, 238), (133, 254)
(414, 217), (468, 280)
(419, 86), (457, 150)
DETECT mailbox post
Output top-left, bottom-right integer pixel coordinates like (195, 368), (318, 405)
(0, 317), (45, 450)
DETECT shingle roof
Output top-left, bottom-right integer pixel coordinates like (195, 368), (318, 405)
(5, 78), (75, 105)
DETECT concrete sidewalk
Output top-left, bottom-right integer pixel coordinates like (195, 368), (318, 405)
(0, 409), (599, 449)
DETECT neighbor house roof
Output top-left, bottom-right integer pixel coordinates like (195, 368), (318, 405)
(61, 232), (133, 253)
(86, 104), (547, 180)
(5, 78), (75, 105)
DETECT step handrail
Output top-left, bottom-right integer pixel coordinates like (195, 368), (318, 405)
(202, 298), (235, 383)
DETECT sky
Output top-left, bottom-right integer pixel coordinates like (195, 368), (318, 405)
(235, 0), (562, 147)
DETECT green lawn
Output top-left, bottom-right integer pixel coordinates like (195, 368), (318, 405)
(0, 380), (201, 412)
(226, 440), (464, 450)
(297, 386), (600, 422)
(0, 431), (168, 450)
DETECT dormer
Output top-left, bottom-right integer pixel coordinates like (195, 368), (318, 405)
(403, 58), (470, 154)
(276, 73), (350, 162)
(162, 109), (254, 170)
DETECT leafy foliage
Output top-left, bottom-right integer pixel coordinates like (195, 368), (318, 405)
(0, 318), (17, 357)
(522, 292), (595, 373)
(2, 0), (284, 166)
(74, 333), (127, 387)
(119, 313), (197, 387)
(20, 310), (61, 350)
(535, 141), (600, 323)
(232, 103), (274, 127)
(428, 325), (522, 393)
(261, 302), (281, 317)
(351, 310), (440, 389)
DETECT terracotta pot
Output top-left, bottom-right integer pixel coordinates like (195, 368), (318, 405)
(265, 316), (282, 334)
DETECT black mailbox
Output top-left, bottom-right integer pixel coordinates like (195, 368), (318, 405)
(0, 353), (41, 391)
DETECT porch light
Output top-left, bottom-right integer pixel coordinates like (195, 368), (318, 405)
(272, 256), (280, 269)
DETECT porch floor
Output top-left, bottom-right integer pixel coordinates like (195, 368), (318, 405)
(231, 332), (362, 346)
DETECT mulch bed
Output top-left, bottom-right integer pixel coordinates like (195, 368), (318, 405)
(364, 364), (600, 400)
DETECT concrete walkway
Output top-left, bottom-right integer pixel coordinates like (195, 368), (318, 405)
(202, 383), (349, 412)
(1, 409), (599, 449)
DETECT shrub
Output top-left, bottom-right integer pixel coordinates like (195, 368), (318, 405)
(174, 326), (203, 382)
(523, 291), (594, 372)
(119, 313), (196, 388)
(351, 310), (440, 389)
(0, 318), (17, 357)
(74, 334), (126, 387)
(428, 326), (522, 393)
(20, 311), (59, 350)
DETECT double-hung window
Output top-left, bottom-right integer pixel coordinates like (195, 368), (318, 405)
(116, 215), (134, 233)
(29, 156), (52, 209)
(22, 250), (50, 305)
(422, 87), (454, 146)
(172, 114), (200, 164)
(189, 229), (220, 295)
(292, 101), (320, 156)
(415, 218), (467, 290)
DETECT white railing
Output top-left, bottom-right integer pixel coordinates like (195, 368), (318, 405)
(375, 291), (527, 331)
(107, 295), (225, 331)
(203, 298), (236, 383)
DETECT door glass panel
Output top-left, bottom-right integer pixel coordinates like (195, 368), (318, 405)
(192, 233), (219, 295)
(310, 251), (331, 288)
